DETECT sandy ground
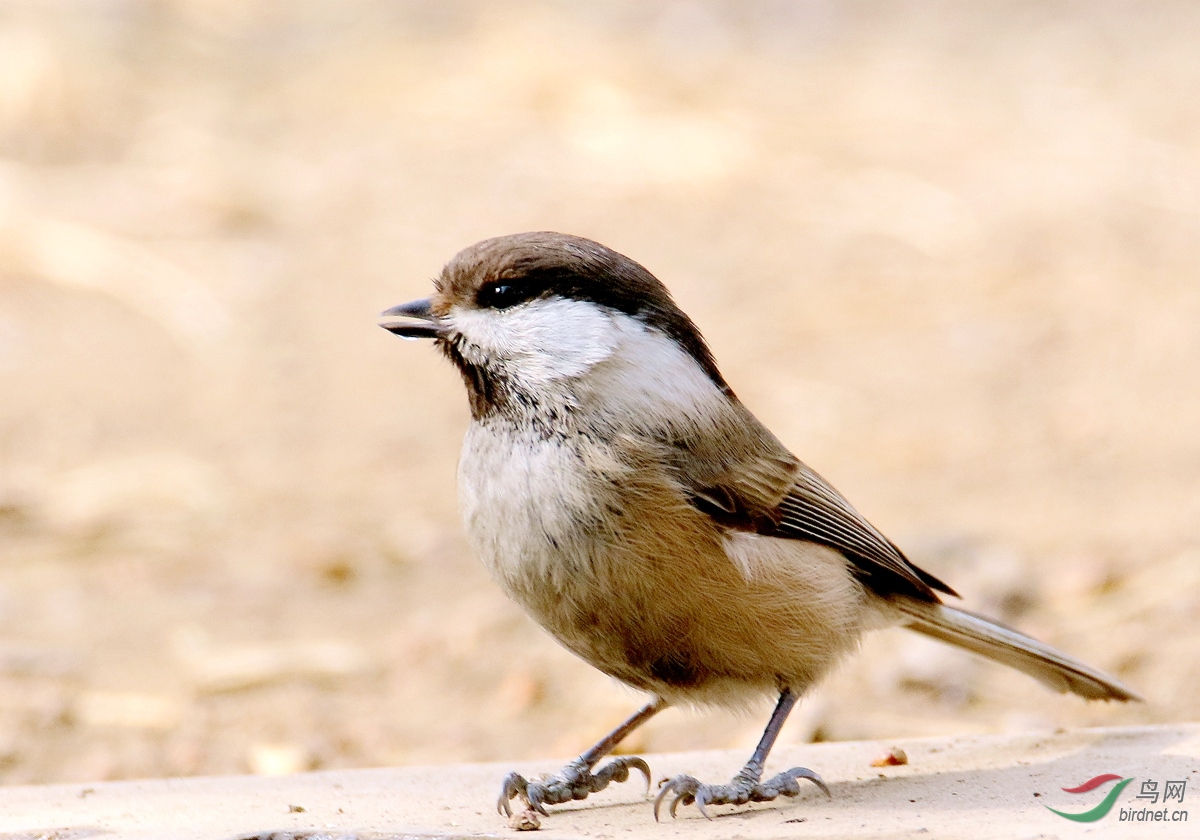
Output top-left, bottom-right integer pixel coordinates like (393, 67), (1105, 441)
(0, 1), (1198, 787)
(0, 724), (1196, 839)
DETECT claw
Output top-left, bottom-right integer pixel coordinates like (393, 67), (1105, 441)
(627, 757), (653, 795)
(498, 772), (527, 817)
(783, 766), (830, 798)
(653, 781), (671, 822)
(526, 786), (550, 817)
(654, 775), (704, 821)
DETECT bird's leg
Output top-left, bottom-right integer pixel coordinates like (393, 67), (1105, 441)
(655, 688), (830, 820)
(498, 697), (666, 817)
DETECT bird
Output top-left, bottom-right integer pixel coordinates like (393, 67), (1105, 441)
(379, 231), (1140, 822)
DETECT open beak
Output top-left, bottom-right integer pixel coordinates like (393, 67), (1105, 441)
(379, 298), (443, 339)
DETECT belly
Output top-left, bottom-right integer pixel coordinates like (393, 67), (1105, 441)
(457, 424), (872, 706)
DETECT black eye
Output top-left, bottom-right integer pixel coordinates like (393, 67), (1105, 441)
(477, 281), (534, 310)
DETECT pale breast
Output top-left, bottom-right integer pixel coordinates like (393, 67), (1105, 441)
(457, 418), (881, 708)
(458, 420), (609, 594)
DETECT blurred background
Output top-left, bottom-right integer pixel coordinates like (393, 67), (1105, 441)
(0, 0), (1197, 785)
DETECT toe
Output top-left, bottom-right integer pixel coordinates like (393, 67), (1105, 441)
(532, 803), (550, 816)
(669, 788), (694, 820)
(691, 788), (714, 820)
(525, 785), (551, 816)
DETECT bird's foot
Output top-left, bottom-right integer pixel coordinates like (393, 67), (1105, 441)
(655, 766), (830, 820)
(498, 755), (652, 817)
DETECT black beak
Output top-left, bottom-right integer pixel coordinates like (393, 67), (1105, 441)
(380, 298), (443, 339)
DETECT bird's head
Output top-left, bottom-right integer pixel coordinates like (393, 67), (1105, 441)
(381, 232), (731, 420)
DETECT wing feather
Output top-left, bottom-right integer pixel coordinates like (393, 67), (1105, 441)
(774, 463), (957, 600)
(669, 404), (956, 602)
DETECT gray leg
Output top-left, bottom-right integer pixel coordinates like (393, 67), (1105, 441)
(498, 697), (666, 816)
(655, 689), (830, 820)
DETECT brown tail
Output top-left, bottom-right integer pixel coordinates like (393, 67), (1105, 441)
(896, 600), (1142, 702)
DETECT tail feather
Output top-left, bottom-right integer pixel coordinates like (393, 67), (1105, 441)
(896, 601), (1142, 703)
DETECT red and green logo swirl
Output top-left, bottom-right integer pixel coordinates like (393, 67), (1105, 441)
(1045, 774), (1134, 822)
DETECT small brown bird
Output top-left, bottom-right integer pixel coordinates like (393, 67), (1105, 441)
(381, 232), (1140, 821)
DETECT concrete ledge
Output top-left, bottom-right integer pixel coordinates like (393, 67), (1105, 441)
(0, 725), (1195, 840)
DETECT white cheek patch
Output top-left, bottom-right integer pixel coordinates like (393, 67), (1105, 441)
(578, 318), (734, 437)
(449, 297), (621, 384)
